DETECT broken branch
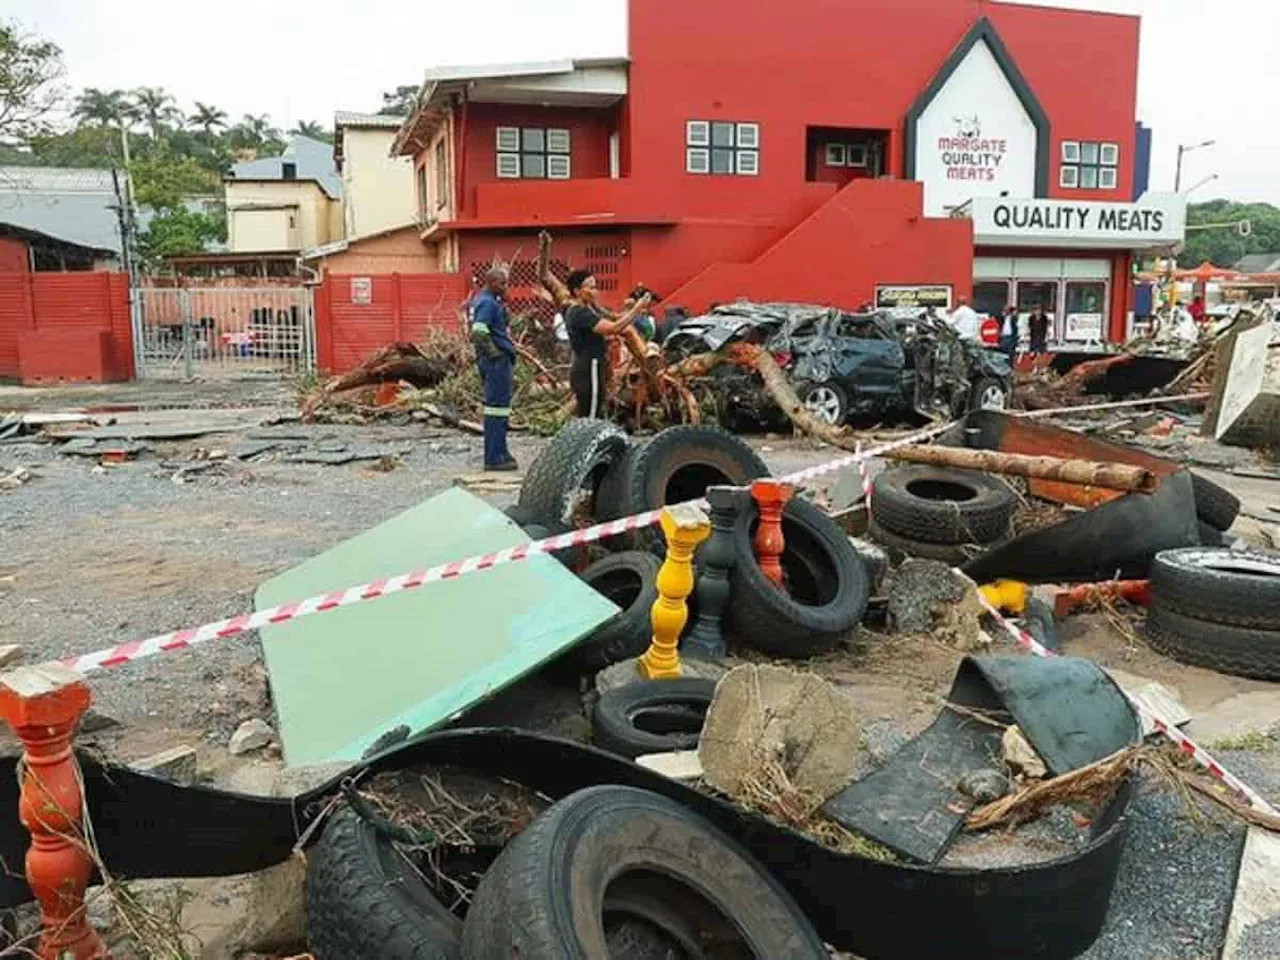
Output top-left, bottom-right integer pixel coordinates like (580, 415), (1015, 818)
(882, 445), (1159, 493)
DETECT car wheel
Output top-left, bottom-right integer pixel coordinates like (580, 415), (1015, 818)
(797, 380), (849, 426)
(971, 377), (1010, 411)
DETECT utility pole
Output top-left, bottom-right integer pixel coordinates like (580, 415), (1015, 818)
(1174, 139), (1215, 192)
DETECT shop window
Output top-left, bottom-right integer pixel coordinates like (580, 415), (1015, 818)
(1060, 141), (1118, 190)
(973, 281), (1010, 319)
(496, 126), (571, 180)
(686, 120), (759, 176)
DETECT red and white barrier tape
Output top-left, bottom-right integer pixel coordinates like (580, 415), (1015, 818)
(975, 592), (1279, 816)
(55, 419), (956, 677)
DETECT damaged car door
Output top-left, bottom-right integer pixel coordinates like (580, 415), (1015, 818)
(830, 312), (908, 418)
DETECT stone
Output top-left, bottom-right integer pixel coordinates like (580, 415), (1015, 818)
(131, 745), (197, 785)
(229, 718), (274, 755)
(957, 768), (1010, 804)
(228, 857), (307, 955)
(1002, 725), (1048, 780)
(0, 644), (23, 668)
(699, 663), (861, 802)
(635, 750), (704, 782)
(884, 559), (984, 650)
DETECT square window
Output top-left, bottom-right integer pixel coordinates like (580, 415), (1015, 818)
(547, 155), (571, 180)
(1099, 166), (1118, 189)
(1061, 140), (1081, 163)
(496, 127), (520, 152)
(686, 120), (710, 146)
(686, 148), (710, 174)
(521, 153), (547, 179)
(711, 148), (735, 174)
(1080, 141), (1100, 165)
(1059, 165), (1079, 188)
(824, 144), (847, 166)
(846, 143), (868, 167)
(736, 150), (759, 176)
(547, 129), (571, 154)
(497, 153), (520, 178)
(735, 122), (759, 149)
(1080, 166), (1099, 189)
(711, 122), (736, 148)
(1100, 143), (1119, 166)
(521, 128), (546, 153)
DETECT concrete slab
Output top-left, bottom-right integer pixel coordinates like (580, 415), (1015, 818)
(1185, 690), (1280, 743)
(1223, 829), (1280, 960)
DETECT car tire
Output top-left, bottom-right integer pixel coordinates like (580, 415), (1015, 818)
(517, 521), (577, 569)
(796, 380), (849, 427)
(595, 442), (645, 522)
(573, 551), (662, 670)
(592, 679), (716, 759)
(1191, 472), (1241, 531)
(867, 519), (983, 565)
(458, 786), (830, 960)
(1145, 605), (1280, 682)
(870, 466), (1016, 545)
(517, 418), (629, 526)
(1151, 547), (1280, 630)
(727, 496), (869, 658)
(306, 806), (462, 960)
(970, 377), (1010, 412)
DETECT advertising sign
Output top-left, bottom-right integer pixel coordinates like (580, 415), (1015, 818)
(351, 277), (373, 305)
(970, 194), (1187, 250)
(1064, 313), (1105, 341)
(875, 284), (954, 311)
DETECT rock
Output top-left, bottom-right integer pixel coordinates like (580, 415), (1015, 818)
(884, 559), (985, 650)
(635, 749), (704, 781)
(699, 663), (861, 802)
(958, 768), (1010, 804)
(229, 718), (274, 755)
(228, 857), (307, 954)
(80, 708), (120, 734)
(0, 644), (23, 668)
(132, 745), (198, 785)
(1002, 725), (1048, 780)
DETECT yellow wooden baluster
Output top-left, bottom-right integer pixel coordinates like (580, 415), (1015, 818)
(638, 504), (711, 680)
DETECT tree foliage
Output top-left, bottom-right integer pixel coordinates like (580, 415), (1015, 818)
(0, 20), (65, 140)
(1182, 200), (1280, 269)
(137, 206), (225, 265)
(379, 84), (419, 116)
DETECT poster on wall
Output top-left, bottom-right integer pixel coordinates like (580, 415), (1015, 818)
(875, 284), (954, 312)
(1064, 313), (1104, 341)
(351, 277), (373, 305)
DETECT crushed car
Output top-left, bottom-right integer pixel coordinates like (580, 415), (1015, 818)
(664, 302), (1013, 427)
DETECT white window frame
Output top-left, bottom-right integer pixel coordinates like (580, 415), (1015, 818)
(1060, 140), (1119, 190)
(1059, 165), (1079, 188)
(496, 127), (520, 152)
(736, 150), (760, 176)
(686, 119), (761, 176)
(547, 154), (571, 180)
(686, 121), (710, 147)
(736, 122), (760, 149)
(547, 128), (571, 154)
(686, 148), (710, 174)
(495, 126), (572, 180)
(1100, 142), (1120, 167)
(496, 153), (520, 179)
(846, 143), (868, 168)
(824, 144), (847, 167)
(1098, 166), (1118, 190)
(1061, 140), (1081, 163)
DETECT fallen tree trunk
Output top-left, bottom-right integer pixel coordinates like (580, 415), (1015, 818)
(422, 403), (484, 436)
(301, 343), (449, 421)
(884, 444), (1159, 493)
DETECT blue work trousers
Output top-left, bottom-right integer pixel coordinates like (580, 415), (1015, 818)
(477, 354), (514, 466)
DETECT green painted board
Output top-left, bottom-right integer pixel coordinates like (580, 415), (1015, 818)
(256, 487), (619, 766)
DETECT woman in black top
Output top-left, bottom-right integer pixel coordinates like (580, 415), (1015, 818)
(564, 269), (651, 418)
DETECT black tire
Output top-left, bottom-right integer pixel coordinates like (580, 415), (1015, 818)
(1191, 472), (1241, 531)
(573, 552), (662, 669)
(970, 377), (1010, 412)
(458, 786), (829, 960)
(592, 679), (716, 759)
(306, 806), (461, 960)
(595, 441), (645, 522)
(518, 521), (577, 569)
(796, 380), (849, 427)
(624, 425), (769, 519)
(1198, 521), (1230, 548)
(1145, 605), (1280, 681)
(870, 465), (1016, 545)
(517, 419), (628, 526)
(1151, 547), (1280, 630)
(867, 518), (984, 565)
(727, 496), (869, 658)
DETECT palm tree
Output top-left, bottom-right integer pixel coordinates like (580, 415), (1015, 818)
(133, 86), (180, 139)
(241, 114), (276, 145)
(72, 87), (130, 126)
(189, 102), (227, 137)
(291, 120), (325, 139)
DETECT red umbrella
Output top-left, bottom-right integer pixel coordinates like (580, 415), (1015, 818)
(1176, 261), (1241, 282)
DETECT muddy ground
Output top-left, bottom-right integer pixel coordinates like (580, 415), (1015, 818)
(2, 379), (1279, 959)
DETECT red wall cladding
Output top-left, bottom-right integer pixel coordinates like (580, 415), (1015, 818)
(317, 273), (470, 373)
(0, 270), (133, 383)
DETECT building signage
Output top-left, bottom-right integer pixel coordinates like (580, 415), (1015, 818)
(1064, 313), (1104, 342)
(351, 277), (373, 305)
(970, 193), (1187, 250)
(875, 284), (953, 311)
(937, 118), (1007, 184)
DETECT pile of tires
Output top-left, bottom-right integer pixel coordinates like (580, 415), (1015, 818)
(1190, 472), (1241, 547)
(868, 465), (1017, 564)
(1145, 547), (1280, 681)
(513, 418), (630, 528)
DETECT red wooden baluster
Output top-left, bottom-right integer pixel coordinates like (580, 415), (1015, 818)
(751, 479), (794, 590)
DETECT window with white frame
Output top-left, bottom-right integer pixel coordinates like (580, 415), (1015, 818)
(823, 142), (869, 168)
(496, 126), (572, 180)
(1060, 140), (1119, 190)
(686, 120), (759, 176)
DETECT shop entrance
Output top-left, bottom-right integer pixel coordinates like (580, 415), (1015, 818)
(974, 256), (1112, 347)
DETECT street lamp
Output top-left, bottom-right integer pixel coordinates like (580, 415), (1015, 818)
(1184, 173), (1219, 196)
(1174, 139), (1215, 192)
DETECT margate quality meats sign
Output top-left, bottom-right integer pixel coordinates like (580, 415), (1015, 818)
(970, 194), (1187, 249)
(937, 115), (1007, 183)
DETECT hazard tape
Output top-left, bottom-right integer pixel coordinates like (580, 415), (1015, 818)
(974, 591), (1279, 817)
(55, 419), (957, 677)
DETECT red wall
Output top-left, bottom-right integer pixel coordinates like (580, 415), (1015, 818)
(0, 271), (133, 383)
(0, 238), (28, 274)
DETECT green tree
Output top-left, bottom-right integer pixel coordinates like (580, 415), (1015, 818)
(189, 101), (227, 137)
(0, 19), (65, 140)
(1181, 200), (1280, 268)
(21, 124), (119, 167)
(132, 86), (180, 139)
(378, 84), (419, 116)
(137, 205), (225, 265)
(72, 87), (132, 126)
(129, 154), (219, 208)
(291, 120), (331, 142)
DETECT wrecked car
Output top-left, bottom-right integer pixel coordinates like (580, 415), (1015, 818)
(664, 302), (1013, 427)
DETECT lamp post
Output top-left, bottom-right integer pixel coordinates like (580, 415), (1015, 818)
(1174, 139), (1215, 192)
(1184, 173), (1219, 196)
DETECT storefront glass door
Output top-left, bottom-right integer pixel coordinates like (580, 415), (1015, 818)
(1063, 281), (1108, 342)
(1016, 281), (1058, 340)
(973, 281), (1010, 320)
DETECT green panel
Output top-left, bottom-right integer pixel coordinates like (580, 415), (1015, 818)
(256, 487), (618, 766)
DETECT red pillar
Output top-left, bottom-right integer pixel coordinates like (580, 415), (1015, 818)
(0, 665), (109, 960)
(751, 480), (794, 589)
(1109, 252), (1132, 344)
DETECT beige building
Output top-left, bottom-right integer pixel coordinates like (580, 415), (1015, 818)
(334, 112), (418, 239)
(225, 135), (343, 254)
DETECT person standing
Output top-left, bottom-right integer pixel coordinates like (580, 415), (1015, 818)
(1028, 306), (1051, 355)
(949, 295), (981, 343)
(564, 269), (652, 418)
(999, 305), (1019, 360)
(469, 267), (518, 472)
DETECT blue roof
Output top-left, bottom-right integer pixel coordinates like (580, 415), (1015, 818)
(0, 166), (123, 254)
(230, 135), (341, 199)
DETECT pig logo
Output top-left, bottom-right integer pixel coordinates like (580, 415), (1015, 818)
(953, 114), (981, 138)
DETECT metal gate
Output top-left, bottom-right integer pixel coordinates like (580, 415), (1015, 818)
(134, 286), (315, 379)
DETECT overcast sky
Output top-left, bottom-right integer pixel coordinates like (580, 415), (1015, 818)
(8, 0), (1277, 205)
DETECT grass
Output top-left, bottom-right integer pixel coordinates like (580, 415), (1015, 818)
(1208, 731), (1276, 753)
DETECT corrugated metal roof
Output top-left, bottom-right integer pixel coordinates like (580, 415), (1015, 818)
(229, 135), (342, 199)
(334, 111), (404, 129)
(0, 165), (124, 254)
(1235, 253), (1280, 274)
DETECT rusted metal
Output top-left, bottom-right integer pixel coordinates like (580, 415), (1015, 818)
(883, 444), (1159, 494)
(1053, 580), (1153, 619)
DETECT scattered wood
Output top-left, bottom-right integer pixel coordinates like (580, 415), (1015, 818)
(883, 445), (1159, 493)
(300, 343), (450, 421)
(422, 403), (484, 436)
(966, 746), (1136, 832)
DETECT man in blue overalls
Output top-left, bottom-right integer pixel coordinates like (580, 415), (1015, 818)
(470, 267), (518, 471)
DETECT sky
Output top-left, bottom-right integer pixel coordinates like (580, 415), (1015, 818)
(8, 0), (1279, 206)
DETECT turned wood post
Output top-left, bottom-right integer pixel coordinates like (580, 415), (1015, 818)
(639, 504), (711, 680)
(0, 664), (109, 960)
(751, 479), (794, 590)
(683, 486), (740, 661)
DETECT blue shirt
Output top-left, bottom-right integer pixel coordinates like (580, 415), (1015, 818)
(470, 290), (515, 359)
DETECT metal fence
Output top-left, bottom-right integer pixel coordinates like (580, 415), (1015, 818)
(134, 286), (315, 379)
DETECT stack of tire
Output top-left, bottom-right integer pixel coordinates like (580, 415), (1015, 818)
(1190, 472), (1241, 546)
(1145, 546), (1280, 681)
(868, 465), (1017, 564)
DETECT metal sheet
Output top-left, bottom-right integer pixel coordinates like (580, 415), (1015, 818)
(256, 487), (618, 766)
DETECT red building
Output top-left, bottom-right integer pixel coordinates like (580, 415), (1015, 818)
(391, 0), (1184, 347)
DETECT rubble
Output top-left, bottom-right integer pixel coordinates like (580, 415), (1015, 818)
(884, 559), (985, 650)
(131, 745), (198, 785)
(1002, 725), (1049, 780)
(229, 718), (274, 755)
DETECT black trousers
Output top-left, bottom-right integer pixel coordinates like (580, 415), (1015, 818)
(570, 356), (605, 418)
